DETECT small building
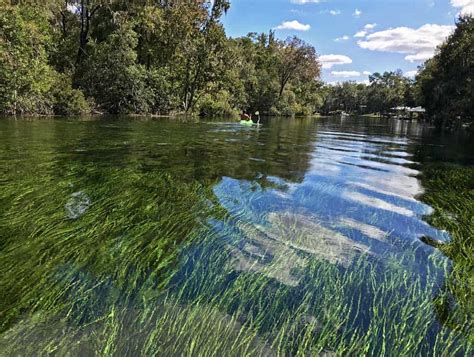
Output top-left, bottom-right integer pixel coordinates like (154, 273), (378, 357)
(390, 106), (426, 120)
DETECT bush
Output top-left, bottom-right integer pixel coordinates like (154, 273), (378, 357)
(147, 68), (178, 114)
(78, 22), (152, 114)
(51, 74), (90, 115)
(0, 5), (55, 115)
(197, 91), (238, 117)
(271, 91), (300, 117)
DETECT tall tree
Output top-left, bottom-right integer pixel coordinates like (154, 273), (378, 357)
(276, 36), (320, 98)
(416, 15), (473, 129)
(180, 0), (230, 112)
(74, 0), (104, 64)
(0, 4), (55, 114)
(368, 71), (412, 114)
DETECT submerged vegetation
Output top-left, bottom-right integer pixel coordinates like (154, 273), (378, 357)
(0, 117), (473, 354)
(420, 166), (474, 342)
(1, 1), (472, 128)
(0, 159), (472, 355)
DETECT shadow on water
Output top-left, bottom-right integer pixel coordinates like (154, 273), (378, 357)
(0, 116), (472, 355)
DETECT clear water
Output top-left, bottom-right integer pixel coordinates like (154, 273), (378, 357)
(0, 116), (472, 355)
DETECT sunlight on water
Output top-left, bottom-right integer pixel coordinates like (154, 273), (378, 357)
(0, 116), (472, 355)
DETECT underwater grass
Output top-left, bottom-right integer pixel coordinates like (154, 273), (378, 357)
(0, 120), (473, 355)
(0, 160), (472, 356)
(419, 165), (474, 343)
(0, 163), (223, 333)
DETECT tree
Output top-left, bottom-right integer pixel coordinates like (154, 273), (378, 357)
(73, 0), (106, 65)
(0, 1), (325, 116)
(79, 19), (151, 113)
(276, 36), (320, 98)
(0, 4), (56, 114)
(321, 82), (368, 115)
(416, 15), (473, 129)
(367, 71), (412, 114)
(178, 0), (230, 112)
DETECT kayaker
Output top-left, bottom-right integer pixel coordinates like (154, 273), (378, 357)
(240, 111), (252, 122)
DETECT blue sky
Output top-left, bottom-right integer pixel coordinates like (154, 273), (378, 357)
(222, 0), (472, 83)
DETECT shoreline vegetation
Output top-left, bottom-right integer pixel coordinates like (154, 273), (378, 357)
(0, 2), (472, 129)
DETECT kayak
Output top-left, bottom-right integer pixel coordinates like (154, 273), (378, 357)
(240, 120), (254, 126)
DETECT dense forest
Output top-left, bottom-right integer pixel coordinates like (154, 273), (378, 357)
(0, 0), (321, 117)
(0, 1), (472, 128)
(320, 71), (416, 115)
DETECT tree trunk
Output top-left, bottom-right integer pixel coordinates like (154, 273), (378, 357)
(76, 1), (100, 65)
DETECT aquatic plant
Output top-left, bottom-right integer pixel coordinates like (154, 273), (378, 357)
(0, 117), (473, 355)
(420, 165), (474, 342)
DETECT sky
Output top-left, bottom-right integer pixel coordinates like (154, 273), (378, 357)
(222, 0), (473, 83)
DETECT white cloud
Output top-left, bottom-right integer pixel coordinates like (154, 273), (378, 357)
(331, 71), (362, 77)
(451, 0), (474, 15)
(290, 9), (303, 14)
(319, 54), (353, 69)
(330, 10), (341, 15)
(363, 71), (372, 75)
(405, 53), (434, 62)
(354, 31), (368, 38)
(358, 24), (454, 62)
(354, 24), (377, 38)
(405, 70), (419, 78)
(275, 20), (311, 31)
(353, 9), (362, 17)
(335, 35), (350, 41)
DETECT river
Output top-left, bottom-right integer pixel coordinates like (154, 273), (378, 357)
(0, 116), (472, 355)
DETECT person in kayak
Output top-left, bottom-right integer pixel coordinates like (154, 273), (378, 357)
(240, 111), (252, 122)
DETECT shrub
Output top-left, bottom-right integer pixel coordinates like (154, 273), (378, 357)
(197, 91), (238, 117)
(50, 74), (90, 115)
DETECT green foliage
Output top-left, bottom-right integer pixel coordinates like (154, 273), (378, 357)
(0, 1), (322, 116)
(79, 20), (152, 114)
(367, 70), (414, 114)
(50, 73), (90, 115)
(146, 68), (178, 114)
(197, 90), (238, 117)
(321, 72), (416, 115)
(416, 15), (474, 129)
(276, 36), (320, 98)
(322, 81), (368, 114)
(0, 3), (90, 116)
(271, 90), (305, 117)
(1, 3), (471, 120)
(0, 4), (55, 114)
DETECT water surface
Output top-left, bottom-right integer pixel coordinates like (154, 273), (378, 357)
(0, 116), (472, 355)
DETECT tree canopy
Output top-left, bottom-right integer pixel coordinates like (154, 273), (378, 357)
(416, 15), (473, 129)
(0, 2), (472, 129)
(0, 0), (322, 116)
(321, 71), (415, 116)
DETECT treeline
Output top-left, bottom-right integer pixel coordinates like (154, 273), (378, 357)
(0, 2), (472, 129)
(416, 16), (473, 129)
(321, 71), (416, 115)
(322, 15), (473, 129)
(0, 0), (321, 117)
